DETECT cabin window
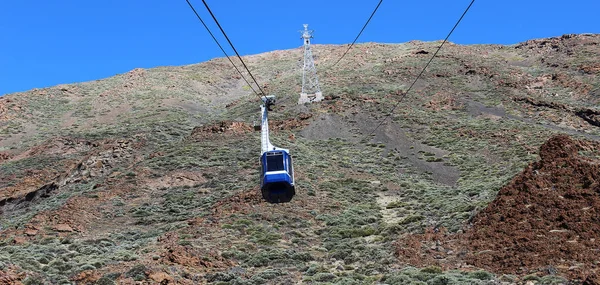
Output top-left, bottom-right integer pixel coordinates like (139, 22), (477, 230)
(266, 153), (285, 172)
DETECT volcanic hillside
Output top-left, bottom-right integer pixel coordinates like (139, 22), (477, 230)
(1, 34), (600, 284)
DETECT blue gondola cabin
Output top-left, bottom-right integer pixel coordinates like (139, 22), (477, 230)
(260, 150), (295, 203)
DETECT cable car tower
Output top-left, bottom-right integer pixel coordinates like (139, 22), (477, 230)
(258, 96), (295, 203)
(298, 24), (323, 104)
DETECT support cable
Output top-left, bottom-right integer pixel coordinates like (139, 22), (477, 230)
(201, 0), (268, 97)
(366, 0), (475, 138)
(327, 0), (384, 71)
(184, 0), (262, 99)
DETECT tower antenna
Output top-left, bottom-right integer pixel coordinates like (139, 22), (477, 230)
(298, 24), (323, 104)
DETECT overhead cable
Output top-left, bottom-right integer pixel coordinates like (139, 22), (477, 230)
(200, 0), (268, 97)
(367, 0), (476, 138)
(184, 0), (263, 100)
(328, 0), (384, 70)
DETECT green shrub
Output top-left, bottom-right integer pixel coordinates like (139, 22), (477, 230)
(468, 270), (493, 280)
(420, 266), (443, 274)
(125, 264), (147, 281)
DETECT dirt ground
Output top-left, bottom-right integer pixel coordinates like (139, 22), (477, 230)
(395, 135), (600, 283)
(2, 34), (600, 284)
(0, 266), (25, 285)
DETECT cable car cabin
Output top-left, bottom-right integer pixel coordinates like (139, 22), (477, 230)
(260, 150), (295, 203)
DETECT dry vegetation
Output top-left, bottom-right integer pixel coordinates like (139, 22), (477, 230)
(1, 34), (600, 284)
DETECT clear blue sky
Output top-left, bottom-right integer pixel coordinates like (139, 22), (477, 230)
(1, 0), (599, 96)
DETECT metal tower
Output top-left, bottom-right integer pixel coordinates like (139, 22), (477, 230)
(298, 24), (323, 104)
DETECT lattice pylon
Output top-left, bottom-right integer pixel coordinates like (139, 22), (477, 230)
(298, 24), (323, 104)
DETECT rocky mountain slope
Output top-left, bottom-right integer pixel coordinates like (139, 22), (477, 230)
(1, 34), (600, 284)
